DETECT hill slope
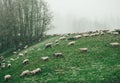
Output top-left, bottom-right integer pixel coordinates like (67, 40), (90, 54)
(0, 32), (120, 83)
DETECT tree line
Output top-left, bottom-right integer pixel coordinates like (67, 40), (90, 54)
(0, 0), (52, 52)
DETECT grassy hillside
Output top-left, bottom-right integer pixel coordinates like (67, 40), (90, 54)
(0, 32), (120, 83)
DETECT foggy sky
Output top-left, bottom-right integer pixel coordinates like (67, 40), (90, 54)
(45, 0), (120, 34)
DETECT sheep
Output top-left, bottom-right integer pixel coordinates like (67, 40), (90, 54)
(68, 41), (76, 46)
(10, 58), (14, 61)
(7, 64), (11, 68)
(74, 35), (82, 39)
(45, 43), (52, 49)
(110, 42), (120, 47)
(112, 32), (119, 35)
(20, 70), (30, 77)
(79, 48), (88, 52)
(30, 68), (41, 75)
(59, 36), (66, 40)
(94, 33), (100, 36)
(24, 45), (28, 49)
(18, 53), (24, 57)
(90, 33), (96, 37)
(13, 51), (17, 55)
(55, 40), (59, 43)
(23, 59), (29, 65)
(53, 53), (63, 57)
(1, 63), (6, 69)
(41, 56), (49, 61)
(82, 34), (89, 37)
(4, 75), (11, 81)
(0, 56), (4, 61)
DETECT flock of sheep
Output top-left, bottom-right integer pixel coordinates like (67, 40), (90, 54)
(0, 29), (120, 81)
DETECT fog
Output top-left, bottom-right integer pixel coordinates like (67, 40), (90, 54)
(45, 0), (120, 34)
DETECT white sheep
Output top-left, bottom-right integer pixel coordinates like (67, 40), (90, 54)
(13, 51), (17, 55)
(7, 64), (11, 68)
(53, 53), (63, 57)
(23, 59), (29, 64)
(59, 36), (66, 40)
(55, 40), (59, 43)
(18, 53), (24, 57)
(24, 45), (28, 49)
(4, 75), (11, 81)
(94, 33), (100, 36)
(41, 56), (49, 61)
(30, 68), (41, 75)
(112, 32), (119, 35)
(68, 41), (76, 46)
(80, 48), (88, 52)
(45, 43), (52, 49)
(90, 33), (96, 37)
(20, 70), (30, 77)
(74, 35), (82, 39)
(82, 34), (89, 37)
(1, 63), (6, 69)
(0, 56), (4, 61)
(110, 42), (120, 47)
(10, 58), (14, 61)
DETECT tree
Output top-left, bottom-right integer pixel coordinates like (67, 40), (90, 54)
(0, 0), (52, 52)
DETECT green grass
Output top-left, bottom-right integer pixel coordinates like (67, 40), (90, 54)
(0, 33), (120, 83)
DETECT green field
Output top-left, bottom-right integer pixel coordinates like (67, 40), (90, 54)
(0, 33), (120, 83)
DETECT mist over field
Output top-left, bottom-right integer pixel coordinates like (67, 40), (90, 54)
(46, 0), (120, 34)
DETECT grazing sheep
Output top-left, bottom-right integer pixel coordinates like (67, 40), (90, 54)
(4, 75), (11, 81)
(45, 43), (52, 49)
(18, 53), (24, 57)
(41, 56), (49, 61)
(23, 59), (29, 64)
(74, 35), (82, 39)
(53, 53), (63, 57)
(82, 34), (89, 37)
(90, 33), (96, 37)
(94, 33), (100, 36)
(1, 63), (6, 69)
(59, 36), (66, 40)
(7, 64), (11, 68)
(68, 41), (76, 46)
(55, 40), (59, 43)
(13, 51), (17, 55)
(110, 42), (120, 47)
(112, 32), (119, 35)
(80, 48), (88, 52)
(24, 45), (28, 49)
(20, 70), (30, 77)
(0, 56), (4, 61)
(10, 58), (14, 61)
(30, 68), (41, 75)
